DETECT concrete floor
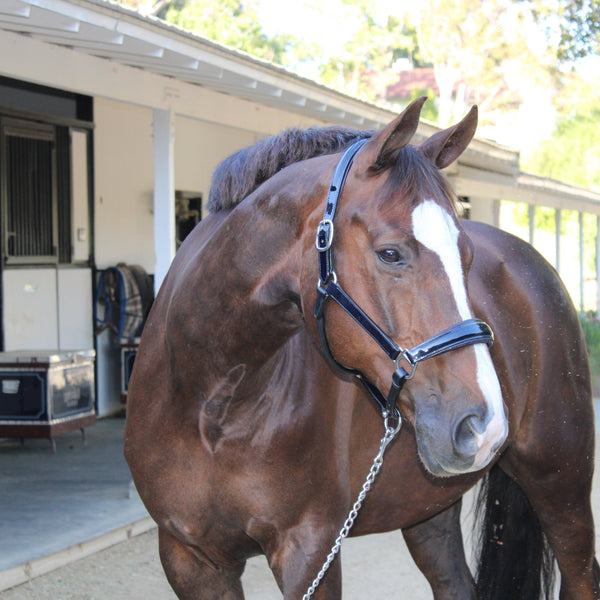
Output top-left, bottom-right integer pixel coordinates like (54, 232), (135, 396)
(0, 416), (148, 586)
(1, 406), (600, 598)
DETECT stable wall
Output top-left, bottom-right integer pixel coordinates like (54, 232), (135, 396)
(94, 98), (155, 273)
(175, 116), (259, 197)
(92, 98), (320, 415)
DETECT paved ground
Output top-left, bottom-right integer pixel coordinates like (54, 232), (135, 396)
(0, 417), (147, 572)
(0, 525), (436, 600)
(2, 405), (600, 599)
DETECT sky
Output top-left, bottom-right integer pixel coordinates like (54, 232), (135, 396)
(257, 0), (412, 55)
(255, 0), (418, 81)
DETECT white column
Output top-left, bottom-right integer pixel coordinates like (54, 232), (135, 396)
(596, 216), (600, 314)
(579, 211), (585, 312)
(528, 204), (535, 246)
(153, 108), (176, 296)
(555, 209), (562, 274)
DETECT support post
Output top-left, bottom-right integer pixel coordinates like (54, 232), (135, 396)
(579, 211), (585, 313)
(596, 216), (600, 314)
(528, 204), (535, 247)
(555, 208), (562, 274)
(153, 108), (176, 296)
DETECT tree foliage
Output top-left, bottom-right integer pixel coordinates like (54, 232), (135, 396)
(524, 0), (600, 61)
(120, 0), (314, 66)
(558, 0), (600, 60)
(413, 0), (544, 125)
(313, 0), (416, 100)
(522, 76), (600, 191)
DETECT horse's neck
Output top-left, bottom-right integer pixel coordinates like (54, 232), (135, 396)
(165, 191), (313, 402)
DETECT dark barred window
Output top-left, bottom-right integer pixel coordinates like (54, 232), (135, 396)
(3, 120), (57, 262)
(0, 77), (92, 267)
(1, 118), (90, 265)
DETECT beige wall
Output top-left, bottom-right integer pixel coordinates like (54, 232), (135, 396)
(174, 116), (258, 200)
(94, 98), (155, 273)
(92, 98), (326, 415)
(93, 100), (300, 276)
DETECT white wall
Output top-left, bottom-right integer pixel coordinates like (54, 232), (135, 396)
(469, 197), (500, 227)
(94, 102), (269, 276)
(174, 115), (258, 199)
(94, 98), (155, 273)
(92, 101), (310, 415)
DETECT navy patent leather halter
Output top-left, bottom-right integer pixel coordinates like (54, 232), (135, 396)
(313, 139), (494, 420)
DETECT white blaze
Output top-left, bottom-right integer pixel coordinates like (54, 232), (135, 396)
(411, 200), (507, 470)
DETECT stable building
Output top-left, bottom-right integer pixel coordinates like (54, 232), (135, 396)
(0, 0), (598, 424)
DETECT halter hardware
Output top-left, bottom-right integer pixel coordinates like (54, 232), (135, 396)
(313, 140), (494, 421)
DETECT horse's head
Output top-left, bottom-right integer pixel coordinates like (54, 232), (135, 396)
(303, 97), (508, 477)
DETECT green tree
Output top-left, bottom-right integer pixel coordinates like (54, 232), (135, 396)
(523, 0), (600, 61)
(558, 0), (600, 60)
(164, 0), (308, 64)
(117, 0), (313, 67)
(315, 0), (416, 101)
(413, 0), (544, 125)
(522, 77), (600, 191)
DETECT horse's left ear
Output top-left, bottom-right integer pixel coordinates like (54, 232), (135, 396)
(418, 106), (478, 169)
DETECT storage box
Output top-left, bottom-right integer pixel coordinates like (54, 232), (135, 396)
(0, 350), (96, 449)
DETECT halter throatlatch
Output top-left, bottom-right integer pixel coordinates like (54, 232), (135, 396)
(313, 140), (494, 421)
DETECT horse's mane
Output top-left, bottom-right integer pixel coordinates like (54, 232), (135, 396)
(207, 126), (373, 212)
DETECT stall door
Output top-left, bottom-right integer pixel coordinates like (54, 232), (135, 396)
(1, 118), (93, 351)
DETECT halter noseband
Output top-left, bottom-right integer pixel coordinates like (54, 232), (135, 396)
(313, 140), (494, 421)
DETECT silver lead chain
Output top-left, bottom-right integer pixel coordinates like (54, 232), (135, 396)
(302, 416), (402, 600)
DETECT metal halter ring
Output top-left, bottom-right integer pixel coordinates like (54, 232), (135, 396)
(394, 349), (417, 380)
(317, 270), (337, 288)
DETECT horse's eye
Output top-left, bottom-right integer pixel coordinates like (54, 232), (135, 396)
(377, 248), (404, 265)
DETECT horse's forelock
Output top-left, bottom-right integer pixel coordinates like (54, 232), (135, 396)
(382, 145), (459, 213)
(207, 126), (373, 213)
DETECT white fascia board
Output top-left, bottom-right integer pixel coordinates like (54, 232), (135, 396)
(1, 1), (32, 17)
(516, 173), (600, 215)
(29, 0), (120, 30)
(0, 29), (328, 135)
(1, 4), (80, 31)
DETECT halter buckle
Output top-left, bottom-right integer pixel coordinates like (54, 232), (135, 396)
(315, 219), (334, 251)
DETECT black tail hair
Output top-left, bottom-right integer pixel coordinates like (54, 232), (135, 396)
(474, 464), (556, 600)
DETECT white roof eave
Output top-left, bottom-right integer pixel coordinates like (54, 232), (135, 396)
(0, 0), (519, 152)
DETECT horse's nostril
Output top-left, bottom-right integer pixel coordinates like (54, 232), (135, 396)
(453, 414), (483, 459)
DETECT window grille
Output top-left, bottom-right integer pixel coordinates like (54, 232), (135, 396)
(5, 132), (57, 261)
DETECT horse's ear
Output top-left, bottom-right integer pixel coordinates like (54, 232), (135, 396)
(418, 105), (478, 169)
(365, 96), (427, 172)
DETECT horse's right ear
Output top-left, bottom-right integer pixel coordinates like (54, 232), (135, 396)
(364, 96), (427, 172)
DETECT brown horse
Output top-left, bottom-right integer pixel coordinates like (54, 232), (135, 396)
(124, 97), (599, 600)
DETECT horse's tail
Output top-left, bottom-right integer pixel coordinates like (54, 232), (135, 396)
(474, 464), (556, 600)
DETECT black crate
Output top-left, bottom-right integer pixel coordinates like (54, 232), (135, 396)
(0, 351), (96, 446)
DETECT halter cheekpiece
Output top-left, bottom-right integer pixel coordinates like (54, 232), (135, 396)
(313, 139), (494, 421)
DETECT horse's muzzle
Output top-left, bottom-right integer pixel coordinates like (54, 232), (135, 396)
(415, 401), (508, 477)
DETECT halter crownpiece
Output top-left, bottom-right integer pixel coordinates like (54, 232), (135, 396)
(313, 140), (494, 420)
